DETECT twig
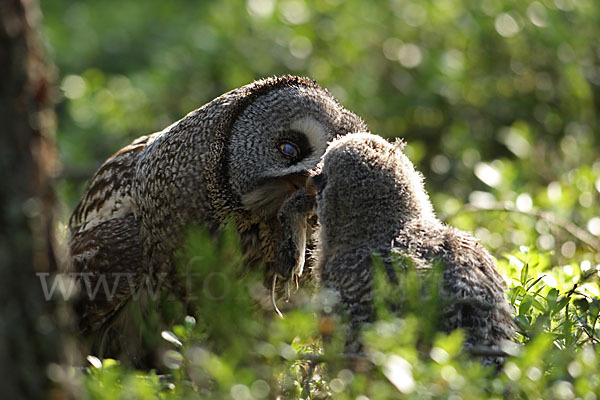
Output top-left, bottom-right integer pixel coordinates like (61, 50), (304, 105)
(573, 314), (600, 345)
(565, 270), (599, 298)
(465, 346), (512, 358)
(459, 203), (600, 252)
(295, 353), (325, 363)
(301, 361), (317, 399)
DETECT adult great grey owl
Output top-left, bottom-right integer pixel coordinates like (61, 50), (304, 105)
(68, 75), (368, 363)
(313, 133), (515, 363)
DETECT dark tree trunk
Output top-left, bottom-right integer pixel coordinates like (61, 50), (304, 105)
(0, 0), (70, 398)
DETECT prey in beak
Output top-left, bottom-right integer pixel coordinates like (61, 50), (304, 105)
(270, 175), (319, 318)
(284, 173), (309, 194)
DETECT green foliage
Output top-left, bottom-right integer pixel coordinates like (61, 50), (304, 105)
(79, 224), (600, 399)
(40, 0), (600, 398)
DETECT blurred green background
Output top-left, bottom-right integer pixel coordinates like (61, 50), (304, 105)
(42, 0), (599, 267)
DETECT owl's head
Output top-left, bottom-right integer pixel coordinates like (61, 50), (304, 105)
(225, 78), (368, 218)
(314, 133), (436, 252)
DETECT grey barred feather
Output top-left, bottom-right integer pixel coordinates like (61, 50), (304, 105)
(315, 133), (515, 363)
(69, 76), (368, 364)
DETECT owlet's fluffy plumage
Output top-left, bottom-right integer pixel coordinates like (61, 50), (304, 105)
(69, 76), (368, 363)
(314, 133), (515, 361)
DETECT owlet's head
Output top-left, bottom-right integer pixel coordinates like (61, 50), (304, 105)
(314, 133), (436, 252)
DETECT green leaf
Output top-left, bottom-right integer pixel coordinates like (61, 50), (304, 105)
(520, 263), (529, 285)
(519, 295), (533, 315)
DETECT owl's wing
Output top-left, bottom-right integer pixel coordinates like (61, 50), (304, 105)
(69, 133), (158, 236)
(437, 227), (515, 346)
(69, 133), (159, 334)
(71, 213), (144, 332)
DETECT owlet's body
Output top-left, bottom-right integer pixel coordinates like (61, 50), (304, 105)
(314, 133), (515, 362)
(69, 76), (368, 362)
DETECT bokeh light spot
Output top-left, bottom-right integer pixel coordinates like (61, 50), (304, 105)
(398, 43), (422, 68)
(561, 241), (576, 258)
(280, 0), (309, 25)
(61, 75), (86, 99)
(527, 2), (548, 27)
(246, 0), (275, 18)
(431, 154), (450, 174)
(495, 13), (521, 38)
(475, 162), (501, 187)
(587, 217), (600, 236)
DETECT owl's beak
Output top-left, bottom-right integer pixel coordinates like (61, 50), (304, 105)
(288, 172), (308, 189)
(284, 172), (308, 195)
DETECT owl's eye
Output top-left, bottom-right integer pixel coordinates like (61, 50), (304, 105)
(278, 141), (300, 160)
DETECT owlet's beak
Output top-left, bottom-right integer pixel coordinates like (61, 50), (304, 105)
(306, 173), (326, 200)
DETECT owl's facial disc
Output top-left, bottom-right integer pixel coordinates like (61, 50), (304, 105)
(238, 117), (330, 217)
(241, 168), (312, 217)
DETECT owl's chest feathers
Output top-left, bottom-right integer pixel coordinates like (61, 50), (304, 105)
(237, 216), (281, 267)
